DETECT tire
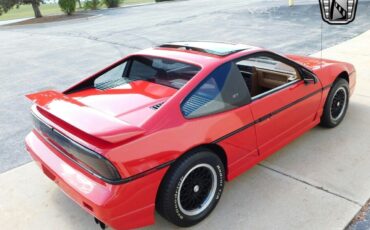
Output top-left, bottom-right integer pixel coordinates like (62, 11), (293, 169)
(156, 149), (225, 227)
(320, 78), (349, 128)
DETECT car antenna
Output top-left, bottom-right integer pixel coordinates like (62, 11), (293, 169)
(320, 19), (323, 71)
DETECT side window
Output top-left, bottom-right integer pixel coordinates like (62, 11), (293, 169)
(236, 54), (301, 97)
(94, 62), (127, 89)
(181, 62), (251, 118)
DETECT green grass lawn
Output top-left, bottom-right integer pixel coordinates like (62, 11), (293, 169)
(0, 4), (62, 21)
(0, 0), (154, 21)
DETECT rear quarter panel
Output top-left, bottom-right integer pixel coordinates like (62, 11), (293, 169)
(106, 103), (257, 180)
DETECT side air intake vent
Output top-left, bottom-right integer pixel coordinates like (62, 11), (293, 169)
(150, 102), (164, 110)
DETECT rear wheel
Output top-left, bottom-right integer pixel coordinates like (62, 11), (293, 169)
(320, 78), (349, 128)
(156, 150), (225, 227)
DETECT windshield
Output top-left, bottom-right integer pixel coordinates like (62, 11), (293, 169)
(94, 56), (201, 90)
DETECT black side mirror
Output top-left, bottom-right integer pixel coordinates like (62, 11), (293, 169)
(304, 77), (316, 85)
(301, 68), (318, 85)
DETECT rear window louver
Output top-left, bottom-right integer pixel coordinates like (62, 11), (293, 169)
(95, 78), (130, 90)
(150, 102), (164, 110)
(181, 94), (212, 117)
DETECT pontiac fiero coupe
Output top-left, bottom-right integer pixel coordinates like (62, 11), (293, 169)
(26, 42), (356, 229)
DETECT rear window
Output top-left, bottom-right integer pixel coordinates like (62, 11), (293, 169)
(94, 56), (201, 90)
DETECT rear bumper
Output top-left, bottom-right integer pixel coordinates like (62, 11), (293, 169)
(25, 131), (167, 230)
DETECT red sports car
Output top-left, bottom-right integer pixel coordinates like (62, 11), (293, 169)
(25, 42), (356, 229)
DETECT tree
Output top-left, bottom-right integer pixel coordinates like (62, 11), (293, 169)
(84, 0), (99, 10)
(0, 0), (43, 18)
(103, 0), (118, 8)
(59, 0), (75, 15)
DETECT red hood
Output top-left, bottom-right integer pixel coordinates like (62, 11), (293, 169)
(287, 54), (355, 77)
(286, 54), (352, 70)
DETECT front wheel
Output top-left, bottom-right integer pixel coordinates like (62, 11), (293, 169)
(156, 150), (225, 227)
(320, 78), (349, 128)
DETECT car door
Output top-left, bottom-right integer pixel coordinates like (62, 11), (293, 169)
(235, 52), (322, 158)
(180, 62), (259, 179)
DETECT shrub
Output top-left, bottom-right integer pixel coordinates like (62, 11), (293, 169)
(58, 0), (76, 15)
(84, 0), (100, 10)
(104, 0), (119, 8)
(155, 0), (172, 2)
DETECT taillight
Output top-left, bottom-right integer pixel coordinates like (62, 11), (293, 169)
(32, 114), (121, 182)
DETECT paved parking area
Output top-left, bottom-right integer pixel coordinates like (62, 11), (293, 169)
(1, 0), (370, 229)
(1, 0), (370, 173)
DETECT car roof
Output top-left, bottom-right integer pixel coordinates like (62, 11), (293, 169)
(158, 41), (255, 56)
(134, 42), (261, 68)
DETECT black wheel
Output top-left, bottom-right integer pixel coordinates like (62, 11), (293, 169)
(320, 78), (349, 128)
(156, 149), (225, 227)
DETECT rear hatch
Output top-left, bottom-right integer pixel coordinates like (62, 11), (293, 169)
(27, 80), (177, 144)
(68, 80), (176, 126)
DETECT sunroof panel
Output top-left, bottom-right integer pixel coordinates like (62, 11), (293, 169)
(159, 42), (252, 56)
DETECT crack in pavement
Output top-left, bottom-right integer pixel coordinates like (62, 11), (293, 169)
(258, 163), (362, 207)
(7, 30), (142, 51)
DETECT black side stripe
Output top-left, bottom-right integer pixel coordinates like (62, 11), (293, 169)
(110, 160), (175, 184)
(213, 85), (332, 143)
(213, 122), (255, 143)
(123, 84), (333, 181)
(117, 85), (333, 182)
(322, 84), (332, 90)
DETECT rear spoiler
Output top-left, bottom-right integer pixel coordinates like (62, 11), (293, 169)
(26, 90), (145, 144)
